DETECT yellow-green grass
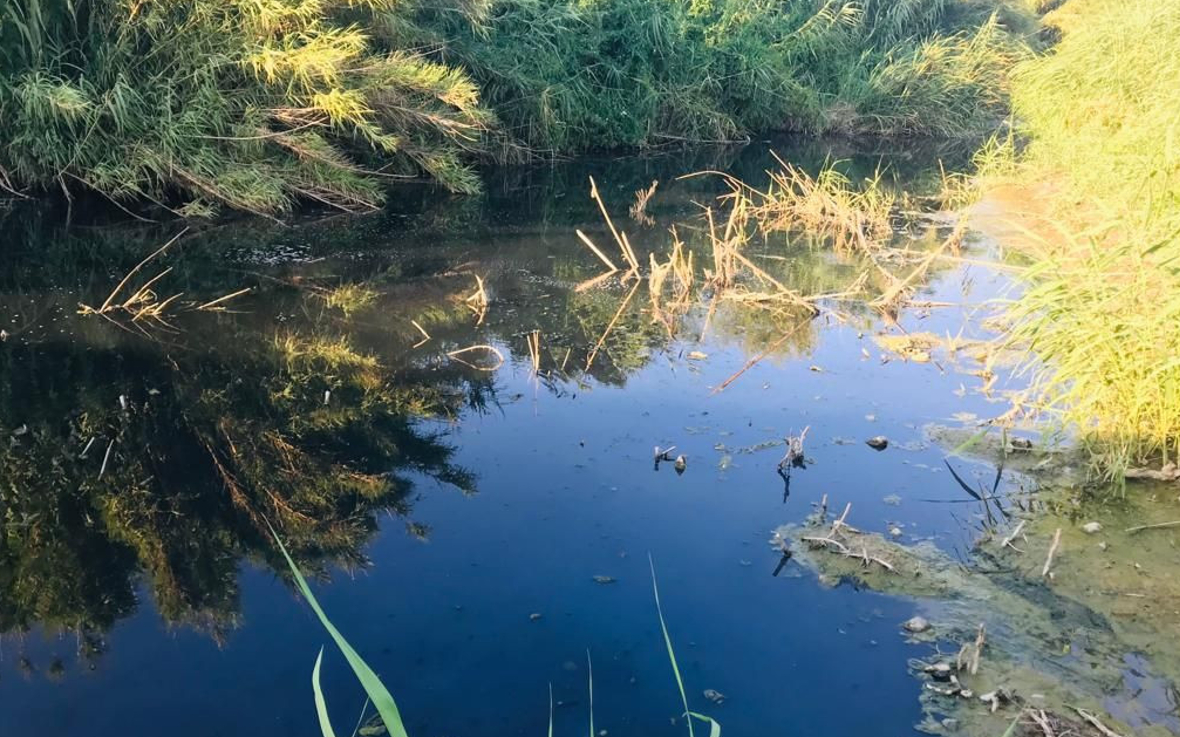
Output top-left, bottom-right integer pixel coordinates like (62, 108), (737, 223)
(993, 0), (1180, 478)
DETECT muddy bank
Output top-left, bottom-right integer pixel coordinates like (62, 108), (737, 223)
(773, 483), (1180, 737)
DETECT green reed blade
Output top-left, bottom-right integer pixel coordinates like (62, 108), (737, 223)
(548, 682), (554, 737)
(649, 554), (722, 737)
(999, 712), (1021, 737)
(271, 524), (410, 737)
(313, 647), (340, 737)
(687, 712), (722, 737)
(587, 649), (594, 737)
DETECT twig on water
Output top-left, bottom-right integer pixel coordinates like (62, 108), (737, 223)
(1041, 527), (1062, 578)
(446, 344), (505, 371)
(576, 229), (620, 273)
(585, 281), (641, 371)
(998, 520), (1026, 553)
(194, 287), (252, 312)
(97, 228), (189, 313)
(588, 176), (639, 274)
(1073, 708), (1126, 737)
(711, 321), (809, 394)
(526, 330), (542, 373)
(1125, 520), (1180, 534)
(98, 439), (114, 479)
(410, 320), (431, 349)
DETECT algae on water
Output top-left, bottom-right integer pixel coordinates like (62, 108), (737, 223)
(774, 491), (1180, 737)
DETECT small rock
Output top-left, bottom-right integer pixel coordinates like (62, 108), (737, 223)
(959, 690), (973, 699)
(592, 575), (617, 585)
(703, 689), (726, 704)
(1081, 522), (1103, 534)
(529, 613), (542, 621)
(1010, 437), (1034, 451)
(926, 662), (952, 681)
(1098, 541), (1108, 551)
(904, 616), (931, 633)
(866, 436), (889, 451)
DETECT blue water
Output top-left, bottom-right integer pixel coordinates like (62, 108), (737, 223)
(0, 140), (1018, 736)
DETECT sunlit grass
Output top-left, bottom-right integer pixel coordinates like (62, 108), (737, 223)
(320, 284), (378, 318)
(984, 0), (1180, 478)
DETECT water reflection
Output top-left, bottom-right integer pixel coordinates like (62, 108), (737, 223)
(0, 137), (968, 683)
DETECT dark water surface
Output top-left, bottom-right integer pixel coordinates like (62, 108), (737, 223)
(0, 140), (1020, 736)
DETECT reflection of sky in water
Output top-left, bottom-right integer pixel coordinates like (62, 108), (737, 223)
(0, 139), (1160, 737)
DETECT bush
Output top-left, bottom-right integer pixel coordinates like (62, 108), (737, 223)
(0, 0), (491, 214)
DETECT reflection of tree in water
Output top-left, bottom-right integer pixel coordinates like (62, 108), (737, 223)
(0, 316), (480, 669)
(0, 141), (966, 676)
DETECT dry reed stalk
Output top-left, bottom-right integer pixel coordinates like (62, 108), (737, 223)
(576, 229), (620, 273)
(410, 319), (431, 349)
(1041, 528), (1062, 577)
(195, 287), (252, 311)
(575, 271), (617, 293)
(588, 177), (639, 273)
(999, 520), (1026, 552)
(96, 228), (189, 312)
(1125, 520), (1180, 534)
(1073, 710), (1126, 737)
(711, 320), (809, 394)
(629, 180), (659, 226)
(526, 330), (542, 373)
(465, 274), (489, 324)
(98, 439), (114, 478)
(585, 281), (641, 372)
(872, 236), (954, 309)
(446, 344), (505, 371)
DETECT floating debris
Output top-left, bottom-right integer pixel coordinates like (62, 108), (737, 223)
(1081, 522), (1103, 534)
(703, 689), (726, 704)
(592, 575), (617, 585)
(674, 455), (687, 474)
(529, 612), (543, 621)
(778, 426), (809, 469)
(867, 436), (889, 450)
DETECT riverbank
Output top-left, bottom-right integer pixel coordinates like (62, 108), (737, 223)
(963, 0), (1180, 478)
(0, 0), (1031, 215)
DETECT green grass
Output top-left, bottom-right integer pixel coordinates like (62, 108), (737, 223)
(271, 524), (410, 737)
(0, 0), (489, 214)
(273, 528), (722, 736)
(1, 0), (1032, 213)
(988, 0), (1180, 477)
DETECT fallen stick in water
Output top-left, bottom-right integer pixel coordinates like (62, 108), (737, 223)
(999, 520), (1026, 552)
(1125, 519), (1180, 534)
(711, 321), (809, 394)
(1041, 528), (1062, 578)
(1073, 708), (1126, 737)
